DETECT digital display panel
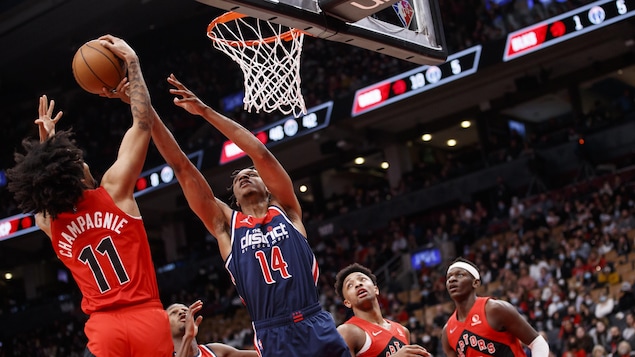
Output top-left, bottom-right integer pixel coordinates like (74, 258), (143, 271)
(133, 150), (204, 197)
(503, 0), (635, 61)
(410, 247), (442, 270)
(0, 213), (38, 241)
(219, 101), (333, 165)
(351, 45), (481, 116)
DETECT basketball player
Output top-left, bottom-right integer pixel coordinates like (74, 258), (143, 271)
(334, 263), (431, 356)
(6, 35), (173, 357)
(442, 258), (549, 357)
(170, 300), (258, 357)
(146, 74), (350, 357)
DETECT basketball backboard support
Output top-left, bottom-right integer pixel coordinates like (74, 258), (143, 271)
(196, 0), (447, 65)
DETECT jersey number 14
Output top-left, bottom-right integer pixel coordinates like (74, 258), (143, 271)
(255, 246), (292, 284)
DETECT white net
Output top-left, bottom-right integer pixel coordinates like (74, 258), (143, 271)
(207, 12), (307, 117)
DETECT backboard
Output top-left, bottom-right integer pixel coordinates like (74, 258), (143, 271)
(196, 0), (447, 65)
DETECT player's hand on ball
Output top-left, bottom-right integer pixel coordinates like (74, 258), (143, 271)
(100, 78), (131, 104)
(98, 34), (138, 63)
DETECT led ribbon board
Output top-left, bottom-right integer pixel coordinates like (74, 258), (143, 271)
(351, 45), (482, 116)
(0, 151), (204, 241)
(219, 101), (333, 165)
(504, 0), (635, 61)
(134, 150), (204, 197)
(0, 213), (37, 241)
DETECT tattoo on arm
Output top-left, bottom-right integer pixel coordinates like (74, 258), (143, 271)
(126, 60), (152, 131)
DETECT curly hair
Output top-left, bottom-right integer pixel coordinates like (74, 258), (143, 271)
(334, 263), (378, 300)
(7, 130), (88, 219)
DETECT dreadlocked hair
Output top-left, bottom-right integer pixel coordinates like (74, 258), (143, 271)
(334, 263), (378, 300)
(7, 130), (88, 219)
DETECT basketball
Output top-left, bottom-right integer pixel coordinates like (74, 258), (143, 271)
(72, 39), (126, 94)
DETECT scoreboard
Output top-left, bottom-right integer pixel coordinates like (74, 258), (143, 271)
(352, 46), (482, 116)
(504, 0), (635, 61)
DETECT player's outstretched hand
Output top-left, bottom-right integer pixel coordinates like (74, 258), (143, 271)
(393, 345), (432, 357)
(184, 300), (204, 340)
(167, 74), (209, 117)
(35, 95), (62, 142)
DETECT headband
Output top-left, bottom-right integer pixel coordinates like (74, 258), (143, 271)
(448, 262), (480, 280)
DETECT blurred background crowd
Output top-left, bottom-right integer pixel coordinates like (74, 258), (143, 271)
(4, 0), (635, 356)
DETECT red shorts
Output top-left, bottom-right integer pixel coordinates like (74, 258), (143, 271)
(84, 300), (173, 357)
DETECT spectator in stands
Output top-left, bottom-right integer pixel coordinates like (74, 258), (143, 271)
(432, 304), (451, 329)
(615, 282), (635, 314)
(547, 292), (565, 318)
(617, 209), (635, 233)
(592, 344), (609, 357)
(571, 256), (592, 285)
(616, 234), (632, 261)
(577, 298), (594, 328)
(574, 325), (596, 356)
(607, 326), (623, 356)
(622, 312), (635, 342)
(589, 319), (611, 349)
(536, 265), (553, 289)
(546, 209), (561, 228)
(518, 265), (538, 291)
(598, 233), (616, 256)
(587, 249), (607, 273)
(169, 300), (257, 357)
(610, 341), (635, 357)
(595, 289), (616, 319)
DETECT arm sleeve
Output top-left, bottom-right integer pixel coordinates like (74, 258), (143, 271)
(528, 335), (549, 357)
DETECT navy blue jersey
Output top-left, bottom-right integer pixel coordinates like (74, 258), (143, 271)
(225, 206), (320, 321)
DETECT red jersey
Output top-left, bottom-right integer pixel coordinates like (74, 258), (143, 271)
(445, 297), (527, 357)
(345, 316), (408, 356)
(50, 187), (160, 314)
(198, 344), (218, 357)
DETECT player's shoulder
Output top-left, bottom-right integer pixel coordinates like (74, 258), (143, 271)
(338, 319), (364, 334)
(485, 296), (514, 311)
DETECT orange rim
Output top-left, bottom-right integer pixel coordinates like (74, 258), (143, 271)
(207, 11), (308, 47)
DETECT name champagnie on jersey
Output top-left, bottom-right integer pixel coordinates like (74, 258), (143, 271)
(57, 211), (129, 258)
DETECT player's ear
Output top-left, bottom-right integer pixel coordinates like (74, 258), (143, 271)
(374, 285), (380, 297)
(344, 299), (352, 309)
(473, 279), (481, 288)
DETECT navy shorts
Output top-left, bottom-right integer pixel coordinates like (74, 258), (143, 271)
(253, 303), (351, 357)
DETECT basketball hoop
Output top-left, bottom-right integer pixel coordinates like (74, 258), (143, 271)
(207, 12), (308, 117)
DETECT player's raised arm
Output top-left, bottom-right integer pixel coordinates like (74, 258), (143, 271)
(97, 35), (153, 213)
(167, 74), (303, 228)
(150, 81), (233, 257)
